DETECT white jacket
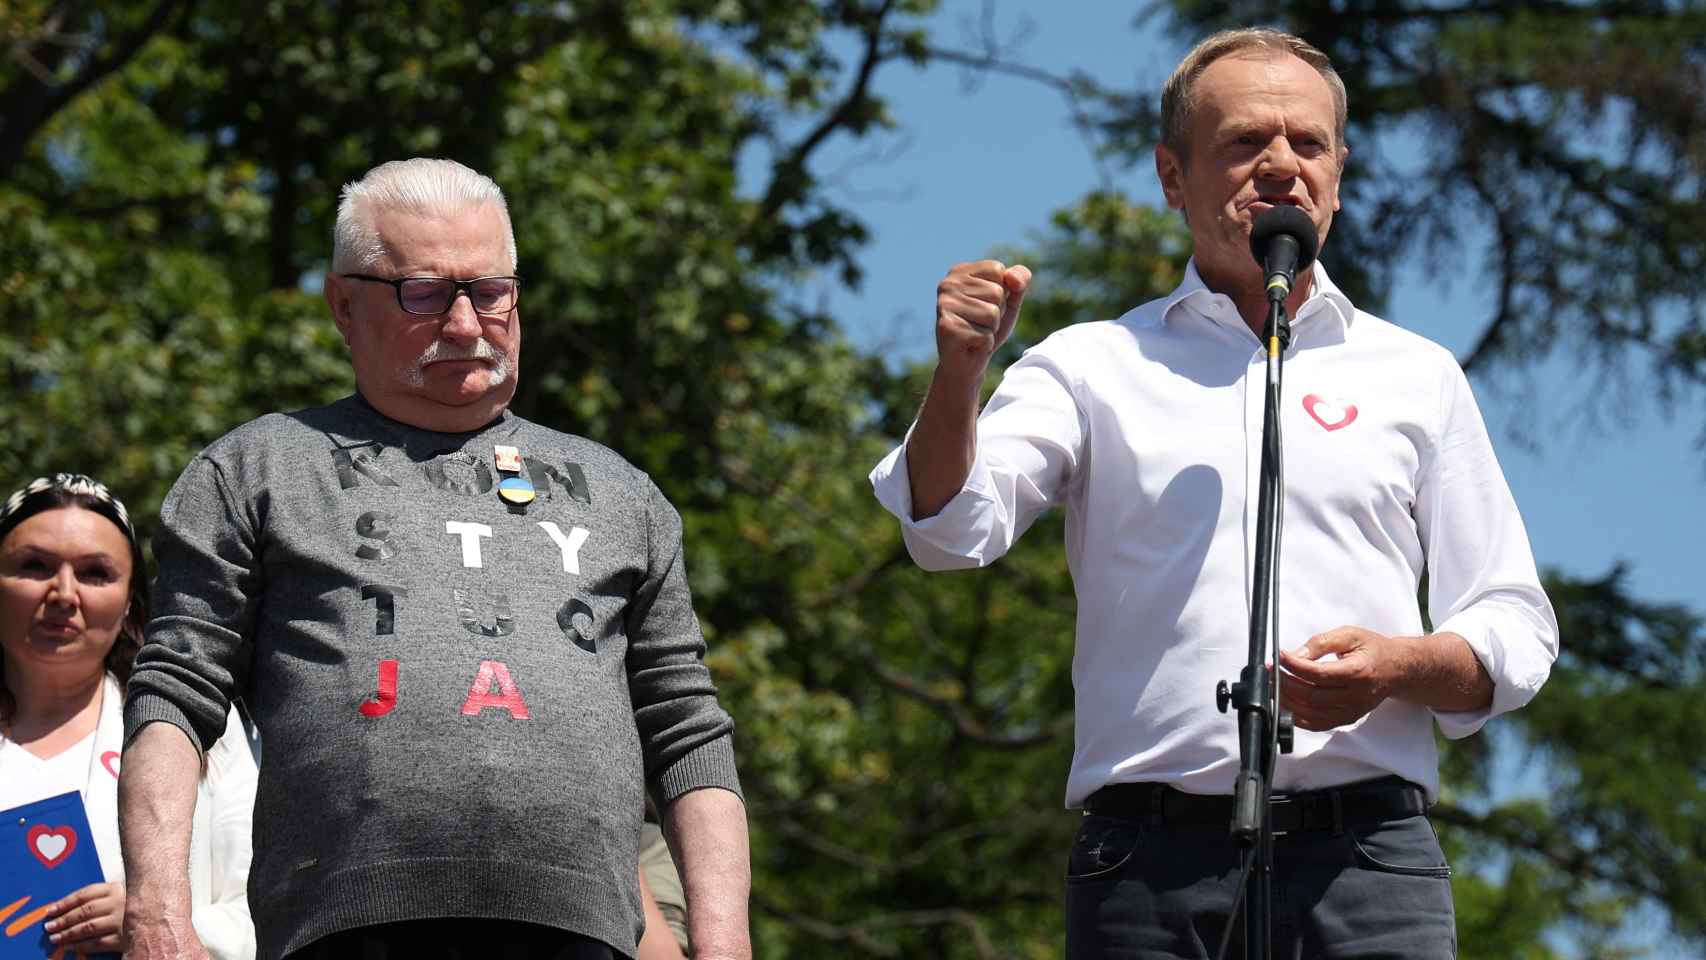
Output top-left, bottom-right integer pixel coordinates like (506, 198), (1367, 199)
(83, 674), (258, 959)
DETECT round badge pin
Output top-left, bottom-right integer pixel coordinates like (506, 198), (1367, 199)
(498, 476), (536, 505)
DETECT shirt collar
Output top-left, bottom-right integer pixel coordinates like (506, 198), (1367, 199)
(1161, 259), (1357, 337)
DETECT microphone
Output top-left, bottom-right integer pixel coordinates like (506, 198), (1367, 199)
(1249, 205), (1318, 302)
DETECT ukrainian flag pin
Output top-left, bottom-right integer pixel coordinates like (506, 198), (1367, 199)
(494, 445), (535, 506)
(499, 476), (536, 505)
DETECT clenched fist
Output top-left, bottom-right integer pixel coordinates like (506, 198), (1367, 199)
(936, 260), (1032, 379)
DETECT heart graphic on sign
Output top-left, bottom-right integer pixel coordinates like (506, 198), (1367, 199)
(27, 824), (77, 868)
(102, 750), (121, 779)
(1303, 394), (1358, 431)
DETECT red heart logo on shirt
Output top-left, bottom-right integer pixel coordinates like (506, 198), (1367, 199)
(1303, 394), (1358, 431)
(27, 824), (78, 868)
(102, 750), (121, 779)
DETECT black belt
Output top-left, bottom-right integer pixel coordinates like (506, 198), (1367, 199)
(1083, 776), (1428, 837)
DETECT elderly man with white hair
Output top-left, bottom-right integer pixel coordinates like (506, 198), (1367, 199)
(118, 158), (750, 960)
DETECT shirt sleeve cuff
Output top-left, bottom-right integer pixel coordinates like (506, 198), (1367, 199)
(123, 692), (209, 757)
(868, 428), (1000, 569)
(1428, 609), (1552, 739)
(651, 734), (743, 805)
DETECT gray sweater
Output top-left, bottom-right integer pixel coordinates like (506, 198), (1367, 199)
(125, 394), (740, 960)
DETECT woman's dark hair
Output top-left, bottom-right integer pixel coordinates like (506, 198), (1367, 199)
(0, 474), (148, 724)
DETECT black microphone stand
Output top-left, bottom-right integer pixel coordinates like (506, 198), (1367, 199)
(1214, 289), (1297, 960)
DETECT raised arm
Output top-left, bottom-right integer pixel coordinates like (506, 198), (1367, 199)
(906, 260), (1031, 519)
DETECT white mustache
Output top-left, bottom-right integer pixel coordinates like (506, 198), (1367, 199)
(419, 338), (503, 365)
(407, 338), (511, 387)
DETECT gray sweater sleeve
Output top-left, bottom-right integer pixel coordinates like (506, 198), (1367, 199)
(125, 454), (259, 754)
(627, 477), (742, 804)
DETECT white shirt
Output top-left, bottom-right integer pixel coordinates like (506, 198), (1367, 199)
(0, 674), (259, 959)
(0, 727), (115, 870)
(869, 262), (1558, 806)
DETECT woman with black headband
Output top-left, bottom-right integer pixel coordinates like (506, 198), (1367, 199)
(0, 474), (258, 958)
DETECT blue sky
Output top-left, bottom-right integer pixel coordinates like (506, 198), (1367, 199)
(760, 1), (1703, 616)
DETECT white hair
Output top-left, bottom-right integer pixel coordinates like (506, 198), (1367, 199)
(331, 158), (517, 274)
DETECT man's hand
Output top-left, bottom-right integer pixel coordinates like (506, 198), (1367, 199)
(1278, 626), (1411, 731)
(43, 881), (125, 953)
(935, 260), (1031, 379)
(1279, 626), (1495, 730)
(121, 909), (209, 960)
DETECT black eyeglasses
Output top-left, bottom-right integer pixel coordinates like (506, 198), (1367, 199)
(342, 274), (521, 316)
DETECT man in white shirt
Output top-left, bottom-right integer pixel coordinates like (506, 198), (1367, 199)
(868, 27), (1557, 959)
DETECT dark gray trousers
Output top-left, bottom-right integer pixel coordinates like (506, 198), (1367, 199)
(286, 919), (618, 960)
(1065, 813), (1456, 959)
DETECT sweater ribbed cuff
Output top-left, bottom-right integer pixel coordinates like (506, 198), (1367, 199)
(123, 692), (206, 757)
(652, 734), (742, 804)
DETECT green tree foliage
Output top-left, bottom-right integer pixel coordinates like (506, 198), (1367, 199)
(4, 1), (1090, 953)
(4, 1), (1704, 956)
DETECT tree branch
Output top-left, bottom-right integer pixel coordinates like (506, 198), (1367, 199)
(1431, 801), (1668, 900)
(0, 0), (191, 178)
(754, 893), (902, 957)
(754, 0), (899, 224)
(1459, 174), (1519, 377)
(768, 808), (1067, 876)
(868, 654), (1065, 749)
(923, 43), (1129, 186)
